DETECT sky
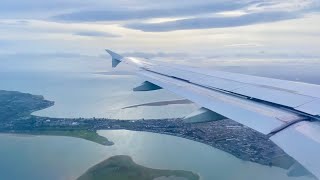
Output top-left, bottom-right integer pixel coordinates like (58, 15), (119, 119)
(0, 0), (320, 70)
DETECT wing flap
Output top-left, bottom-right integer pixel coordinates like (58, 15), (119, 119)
(295, 99), (320, 116)
(232, 85), (314, 108)
(271, 121), (320, 178)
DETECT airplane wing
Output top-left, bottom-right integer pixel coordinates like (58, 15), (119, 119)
(106, 49), (320, 178)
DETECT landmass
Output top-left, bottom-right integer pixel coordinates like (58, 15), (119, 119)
(0, 90), (302, 171)
(0, 90), (113, 146)
(77, 155), (199, 180)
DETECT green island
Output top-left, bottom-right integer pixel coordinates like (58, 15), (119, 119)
(77, 155), (199, 180)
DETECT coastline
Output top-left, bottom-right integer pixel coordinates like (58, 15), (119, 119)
(0, 89), (299, 171)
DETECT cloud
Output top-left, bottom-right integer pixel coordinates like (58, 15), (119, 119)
(73, 31), (120, 38)
(0, 0), (247, 19)
(124, 11), (300, 32)
(0, 19), (120, 41)
(51, 2), (248, 22)
(121, 51), (187, 59)
(1, 0), (318, 32)
(0, 20), (29, 26)
(48, 0), (319, 32)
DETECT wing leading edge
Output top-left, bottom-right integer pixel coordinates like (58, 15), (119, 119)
(106, 49), (320, 179)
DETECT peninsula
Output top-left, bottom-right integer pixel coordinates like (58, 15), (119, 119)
(0, 90), (299, 170)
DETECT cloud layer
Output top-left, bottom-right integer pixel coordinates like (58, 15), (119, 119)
(52, 1), (247, 22)
(50, 0), (319, 32)
(0, 0), (319, 61)
(125, 12), (300, 32)
(73, 31), (120, 37)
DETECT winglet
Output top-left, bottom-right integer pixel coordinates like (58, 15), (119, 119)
(105, 49), (123, 68)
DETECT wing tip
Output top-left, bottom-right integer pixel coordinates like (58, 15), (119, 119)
(105, 49), (123, 68)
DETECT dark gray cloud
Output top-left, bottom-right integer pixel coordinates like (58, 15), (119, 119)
(0, 0), (318, 32)
(52, 2), (248, 22)
(49, 1), (319, 32)
(73, 31), (120, 38)
(124, 11), (300, 32)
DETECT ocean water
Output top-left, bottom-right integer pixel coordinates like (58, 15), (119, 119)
(0, 71), (197, 119)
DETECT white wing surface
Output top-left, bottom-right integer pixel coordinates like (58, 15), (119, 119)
(106, 50), (320, 179)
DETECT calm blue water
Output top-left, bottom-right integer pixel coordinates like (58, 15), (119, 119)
(0, 72), (197, 119)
